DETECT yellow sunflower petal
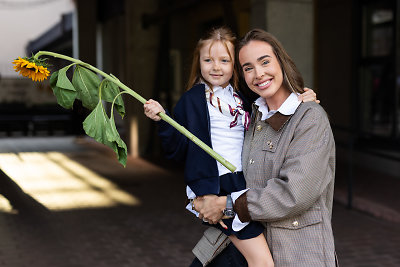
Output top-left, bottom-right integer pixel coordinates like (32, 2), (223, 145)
(31, 72), (36, 81)
(13, 57), (50, 81)
(20, 61), (28, 67)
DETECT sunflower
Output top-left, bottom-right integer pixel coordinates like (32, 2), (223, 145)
(12, 56), (50, 82)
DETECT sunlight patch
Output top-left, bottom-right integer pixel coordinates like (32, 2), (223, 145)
(0, 194), (14, 214)
(0, 152), (140, 211)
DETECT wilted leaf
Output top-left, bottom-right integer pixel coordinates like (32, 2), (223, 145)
(72, 65), (100, 110)
(106, 116), (127, 166)
(83, 101), (127, 167)
(49, 68), (77, 109)
(99, 80), (125, 118)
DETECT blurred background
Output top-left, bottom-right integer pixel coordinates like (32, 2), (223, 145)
(0, 0), (399, 266)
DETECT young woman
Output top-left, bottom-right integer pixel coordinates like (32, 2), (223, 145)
(194, 29), (337, 267)
(144, 27), (317, 267)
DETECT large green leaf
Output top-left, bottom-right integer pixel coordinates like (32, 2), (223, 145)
(72, 65), (100, 110)
(83, 101), (127, 167)
(106, 116), (127, 166)
(82, 102), (109, 144)
(99, 80), (125, 118)
(49, 68), (77, 109)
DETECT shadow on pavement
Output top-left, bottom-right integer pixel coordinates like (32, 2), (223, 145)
(0, 168), (49, 215)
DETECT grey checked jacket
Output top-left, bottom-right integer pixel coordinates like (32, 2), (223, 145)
(193, 102), (337, 266)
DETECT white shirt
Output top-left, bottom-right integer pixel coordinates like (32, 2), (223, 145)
(186, 83), (246, 217)
(254, 92), (301, 120)
(206, 84), (244, 175)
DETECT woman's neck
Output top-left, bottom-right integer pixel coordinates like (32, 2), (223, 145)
(265, 88), (291, 111)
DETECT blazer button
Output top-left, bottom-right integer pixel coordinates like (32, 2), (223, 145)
(256, 125), (262, 131)
(267, 140), (273, 149)
(249, 159), (254, 164)
(292, 220), (299, 227)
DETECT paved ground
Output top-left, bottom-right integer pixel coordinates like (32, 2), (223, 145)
(0, 137), (399, 267)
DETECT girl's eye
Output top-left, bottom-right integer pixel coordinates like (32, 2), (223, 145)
(203, 58), (211, 63)
(221, 59), (230, 63)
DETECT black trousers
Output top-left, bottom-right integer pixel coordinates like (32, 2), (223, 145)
(189, 245), (339, 267)
(190, 244), (340, 267)
(189, 242), (247, 267)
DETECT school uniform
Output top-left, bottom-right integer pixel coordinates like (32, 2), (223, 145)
(157, 83), (263, 239)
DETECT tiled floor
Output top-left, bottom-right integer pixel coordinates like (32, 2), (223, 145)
(0, 137), (399, 267)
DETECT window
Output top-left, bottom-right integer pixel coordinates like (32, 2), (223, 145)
(358, 0), (398, 144)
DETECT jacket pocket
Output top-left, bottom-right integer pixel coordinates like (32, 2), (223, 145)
(270, 209), (322, 230)
(268, 209), (327, 266)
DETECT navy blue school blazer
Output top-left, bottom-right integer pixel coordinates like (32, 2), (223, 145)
(157, 83), (251, 196)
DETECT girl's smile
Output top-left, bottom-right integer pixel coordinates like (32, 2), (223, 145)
(200, 40), (234, 88)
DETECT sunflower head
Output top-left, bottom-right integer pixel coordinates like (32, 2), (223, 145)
(12, 56), (50, 82)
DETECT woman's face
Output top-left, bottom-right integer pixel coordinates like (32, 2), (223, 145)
(239, 40), (287, 105)
(199, 40), (234, 88)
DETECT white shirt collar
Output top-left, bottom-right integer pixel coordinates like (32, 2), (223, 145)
(254, 93), (301, 120)
(201, 81), (234, 96)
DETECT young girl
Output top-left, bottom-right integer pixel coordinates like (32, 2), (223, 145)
(144, 27), (316, 267)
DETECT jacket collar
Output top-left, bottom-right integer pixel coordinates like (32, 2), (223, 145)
(253, 93), (301, 131)
(251, 103), (294, 131)
(265, 112), (291, 131)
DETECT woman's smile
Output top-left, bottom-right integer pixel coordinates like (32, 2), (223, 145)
(255, 79), (272, 89)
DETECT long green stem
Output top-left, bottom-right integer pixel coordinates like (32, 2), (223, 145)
(35, 51), (237, 172)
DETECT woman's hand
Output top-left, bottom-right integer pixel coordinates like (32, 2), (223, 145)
(143, 99), (165, 121)
(298, 88), (320, 103)
(194, 195), (227, 224)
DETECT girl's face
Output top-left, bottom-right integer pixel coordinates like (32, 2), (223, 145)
(239, 40), (288, 107)
(199, 40), (234, 88)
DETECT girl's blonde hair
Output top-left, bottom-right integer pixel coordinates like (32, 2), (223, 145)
(186, 26), (238, 91)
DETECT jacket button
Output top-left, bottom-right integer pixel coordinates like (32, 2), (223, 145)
(256, 125), (262, 131)
(292, 220), (299, 227)
(249, 159), (254, 164)
(267, 140), (273, 149)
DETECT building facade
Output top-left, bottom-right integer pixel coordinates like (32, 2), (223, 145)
(32, 0), (399, 205)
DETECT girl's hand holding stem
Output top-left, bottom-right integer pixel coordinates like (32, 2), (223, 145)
(144, 99), (165, 121)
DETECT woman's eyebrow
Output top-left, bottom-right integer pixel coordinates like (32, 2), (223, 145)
(257, 55), (271, 62)
(241, 55), (271, 67)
